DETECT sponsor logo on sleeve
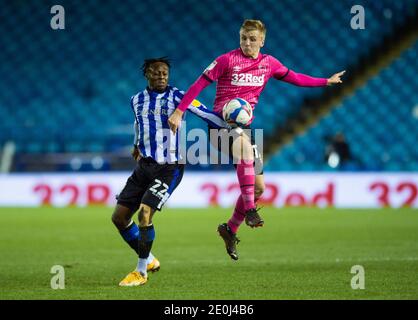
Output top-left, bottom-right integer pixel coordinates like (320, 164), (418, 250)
(204, 60), (217, 73)
(191, 99), (201, 107)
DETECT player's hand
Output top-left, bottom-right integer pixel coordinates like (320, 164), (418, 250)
(131, 146), (140, 161)
(168, 109), (184, 134)
(327, 70), (346, 86)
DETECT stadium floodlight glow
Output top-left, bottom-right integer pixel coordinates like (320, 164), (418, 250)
(91, 156), (104, 170)
(70, 157), (82, 171)
(328, 152), (340, 168)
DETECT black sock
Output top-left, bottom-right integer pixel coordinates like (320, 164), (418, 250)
(138, 225), (155, 259)
(119, 222), (140, 255)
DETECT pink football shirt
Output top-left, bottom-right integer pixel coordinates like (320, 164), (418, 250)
(176, 48), (328, 121)
(203, 48), (288, 115)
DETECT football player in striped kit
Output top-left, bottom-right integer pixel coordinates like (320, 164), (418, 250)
(112, 57), (227, 286)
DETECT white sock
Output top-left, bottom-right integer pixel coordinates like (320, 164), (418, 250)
(146, 252), (155, 264)
(136, 259), (147, 276)
(136, 252), (154, 274)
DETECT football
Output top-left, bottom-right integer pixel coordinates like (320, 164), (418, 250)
(222, 98), (253, 127)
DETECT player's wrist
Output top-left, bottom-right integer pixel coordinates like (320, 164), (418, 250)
(175, 108), (185, 115)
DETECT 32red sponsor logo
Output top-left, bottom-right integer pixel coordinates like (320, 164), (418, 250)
(200, 182), (335, 207)
(231, 73), (265, 86)
(369, 181), (417, 207)
(33, 183), (111, 205)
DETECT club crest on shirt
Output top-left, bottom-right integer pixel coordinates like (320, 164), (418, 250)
(159, 98), (168, 107)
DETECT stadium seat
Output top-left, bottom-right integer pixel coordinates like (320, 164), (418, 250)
(0, 0), (416, 172)
(265, 41), (418, 172)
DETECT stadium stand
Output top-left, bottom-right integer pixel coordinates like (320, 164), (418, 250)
(265, 41), (418, 171)
(0, 0), (416, 171)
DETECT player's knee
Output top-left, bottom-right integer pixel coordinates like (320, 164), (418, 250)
(242, 141), (254, 163)
(138, 205), (152, 226)
(111, 206), (132, 229)
(232, 135), (252, 162)
(111, 211), (125, 229)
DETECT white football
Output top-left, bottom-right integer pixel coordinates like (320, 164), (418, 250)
(222, 98), (253, 127)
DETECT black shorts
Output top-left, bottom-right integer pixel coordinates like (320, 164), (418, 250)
(208, 125), (264, 175)
(117, 157), (184, 212)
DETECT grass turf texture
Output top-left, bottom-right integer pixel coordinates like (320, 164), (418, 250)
(0, 207), (417, 300)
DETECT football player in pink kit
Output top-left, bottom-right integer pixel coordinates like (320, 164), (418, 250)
(168, 19), (345, 260)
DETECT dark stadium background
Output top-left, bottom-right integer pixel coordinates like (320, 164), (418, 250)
(0, 0), (417, 301)
(1, 0), (416, 173)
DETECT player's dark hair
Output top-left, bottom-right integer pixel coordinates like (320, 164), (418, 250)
(141, 57), (171, 76)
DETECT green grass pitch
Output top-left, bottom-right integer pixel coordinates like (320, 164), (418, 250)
(0, 207), (417, 299)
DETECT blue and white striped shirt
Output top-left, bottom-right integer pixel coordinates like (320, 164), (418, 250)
(131, 85), (227, 164)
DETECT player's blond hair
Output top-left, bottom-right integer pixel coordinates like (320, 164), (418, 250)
(240, 19), (266, 39)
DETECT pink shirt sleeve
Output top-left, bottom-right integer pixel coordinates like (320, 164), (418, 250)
(176, 76), (211, 112)
(270, 56), (328, 87)
(269, 56), (289, 79)
(177, 54), (229, 112)
(202, 54), (229, 82)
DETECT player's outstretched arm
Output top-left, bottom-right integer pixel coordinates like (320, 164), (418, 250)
(274, 64), (345, 87)
(187, 100), (228, 129)
(168, 76), (211, 133)
(327, 70), (346, 86)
